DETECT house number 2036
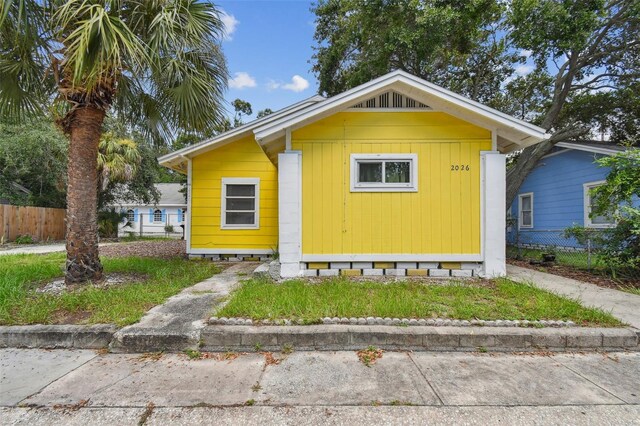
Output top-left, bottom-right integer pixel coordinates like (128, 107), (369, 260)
(450, 164), (470, 171)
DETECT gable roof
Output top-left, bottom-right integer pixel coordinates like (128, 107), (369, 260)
(155, 183), (186, 206)
(159, 70), (548, 171)
(113, 183), (186, 207)
(253, 70), (547, 152)
(556, 140), (633, 155)
(158, 95), (325, 172)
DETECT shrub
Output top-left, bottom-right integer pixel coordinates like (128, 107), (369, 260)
(564, 208), (640, 278)
(164, 224), (174, 234)
(98, 208), (129, 238)
(14, 234), (34, 244)
(563, 149), (640, 279)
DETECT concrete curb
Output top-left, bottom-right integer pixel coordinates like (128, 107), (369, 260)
(109, 326), (203, 353)
(1, 323), (637, 353)
(200, 325), (639, 353)
(0, 324), (116, 349)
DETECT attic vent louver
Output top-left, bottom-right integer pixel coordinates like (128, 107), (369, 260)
(350, 91), (430, 109)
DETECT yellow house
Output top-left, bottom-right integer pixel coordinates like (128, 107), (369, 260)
(159, 71), (547, 278)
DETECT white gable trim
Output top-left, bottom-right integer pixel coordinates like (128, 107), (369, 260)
(158, 95), (325, 170)
(556, 142), (622, 156)
(253, 70), (548, 149)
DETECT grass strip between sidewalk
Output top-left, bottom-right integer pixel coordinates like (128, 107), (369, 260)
(217, 277), (621, 327)
(0, 253), (220, 327)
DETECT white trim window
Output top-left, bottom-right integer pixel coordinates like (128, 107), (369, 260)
(221, 178), (260, 229)
(350, 153), (418, 192)
(584, 181), (615, 228)
(126, 209), (135, 223)
(153, 209), (163, 223)
(518, 193), (533, 229)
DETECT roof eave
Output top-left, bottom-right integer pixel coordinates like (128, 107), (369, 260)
(157, 95), (326, 168)
(253, 71), (548, 150)
(556, 142), (622, 156)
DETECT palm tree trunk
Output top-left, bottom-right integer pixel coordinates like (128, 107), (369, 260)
(65, 106), (105, 285)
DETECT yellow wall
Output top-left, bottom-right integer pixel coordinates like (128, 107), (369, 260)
(292, 112), (491, 255)
(190, 136), (278, 250)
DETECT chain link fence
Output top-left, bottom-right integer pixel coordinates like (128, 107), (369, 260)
(118, 213), (186, 239)
(506, 224), (608, 272)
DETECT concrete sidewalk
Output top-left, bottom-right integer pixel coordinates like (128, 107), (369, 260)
(1, 349), (638, 425)
(508, 265), (640, 329)
(0, 242), (116, 256)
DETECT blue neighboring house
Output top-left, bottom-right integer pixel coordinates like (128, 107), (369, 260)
(507, 141), (638, 250)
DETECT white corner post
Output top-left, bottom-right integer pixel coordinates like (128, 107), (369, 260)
(481, 151), (506, 278)
(278, 150), (302, 277)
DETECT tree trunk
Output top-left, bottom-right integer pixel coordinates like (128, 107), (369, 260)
(506, 140), (553, 207)
(506, 126), (590, 207)
(65, 106), (105, 285)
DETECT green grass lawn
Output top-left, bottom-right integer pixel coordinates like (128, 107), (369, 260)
(217, 277), (621, 327)
(0, 253), (220, 327)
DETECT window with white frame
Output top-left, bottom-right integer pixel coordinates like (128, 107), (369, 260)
(153, 209), (162, 223)
(181, 208), (187, 223)
(518, 193), (533, 229)
(350, 154), (418, 192)
(221, 178), (259, 229)
(584, 181), (615, 227)
(126, 209), (135, 223)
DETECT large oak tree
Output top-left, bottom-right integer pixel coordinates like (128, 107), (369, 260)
(0, 0), (228, 284)
(311, 0), (639, 206)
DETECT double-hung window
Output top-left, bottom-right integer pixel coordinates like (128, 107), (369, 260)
(518, 193), (533, 229)
(584, 181), (615, 228)
(126, 209), (135, 223)
(221, 178), (260, 229)
(350, 154), (418, 192)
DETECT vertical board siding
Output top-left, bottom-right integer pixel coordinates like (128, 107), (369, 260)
(0, 205), (65, 242)
(293, 112), (491, 255)
(190, 136), (278, 250)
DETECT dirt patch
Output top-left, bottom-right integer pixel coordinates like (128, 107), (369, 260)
(100, 239), (186, 259)
(38, 272), (147, 295)
(50, 309), (93, 324)
(508, 259), (640, 291)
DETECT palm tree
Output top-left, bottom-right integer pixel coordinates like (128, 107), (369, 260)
(0, 0), (228, 284)
(97, 133), (142, 192)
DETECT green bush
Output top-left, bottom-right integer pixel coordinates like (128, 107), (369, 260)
(564, 208), (639, 279)
(564, 149), (640, 279)
(14, 234), (34, 244)
(98, 208), (129, 238)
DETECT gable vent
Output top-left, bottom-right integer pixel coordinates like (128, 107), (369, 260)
(350, 91), (430, 109)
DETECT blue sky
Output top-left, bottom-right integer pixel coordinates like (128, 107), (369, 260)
(216, 1), (318, 120)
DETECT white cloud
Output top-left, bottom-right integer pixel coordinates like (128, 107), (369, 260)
(220, 10), (239, 40)
(268, 75), (309, 92)
(283, 75), (310, 92)
(515, 64), (534, 76)
(228, 72), (256, 89)
(519, 49), (533, 58)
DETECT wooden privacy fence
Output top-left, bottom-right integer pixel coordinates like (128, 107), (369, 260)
(0, 205), (66, 242)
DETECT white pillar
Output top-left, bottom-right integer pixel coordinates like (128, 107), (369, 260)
(481, 151), (506, 278)
(278, 151), (302, 277)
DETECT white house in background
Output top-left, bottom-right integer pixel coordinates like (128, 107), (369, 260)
(115, 183), (187, 237)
